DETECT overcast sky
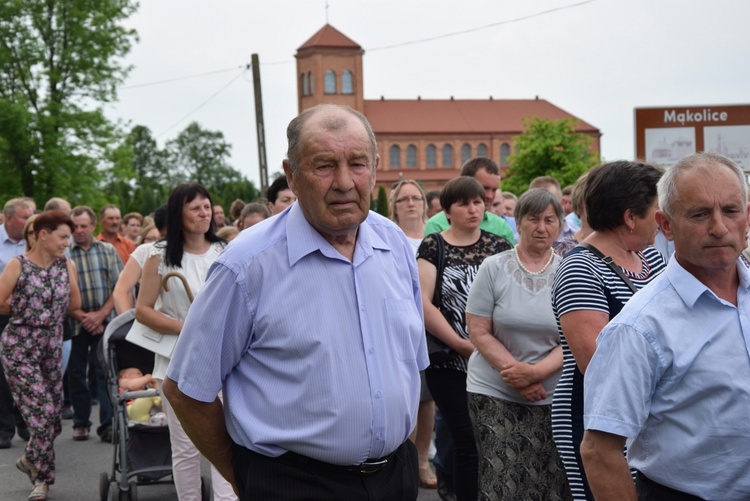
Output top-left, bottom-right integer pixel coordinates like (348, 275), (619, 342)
(105, 0), (750, 187)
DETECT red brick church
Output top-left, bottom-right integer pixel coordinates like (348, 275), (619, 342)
(295, 24), (601, 190)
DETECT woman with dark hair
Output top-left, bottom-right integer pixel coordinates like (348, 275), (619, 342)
(466, 189), (571, 500)
(550, 161), (666, 500)
(0, 210), (82, 500)
(136, 183), (234, 501)
(418, 176), (512, 501)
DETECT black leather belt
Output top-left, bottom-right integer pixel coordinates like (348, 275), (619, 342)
(280, 447), (399, 476)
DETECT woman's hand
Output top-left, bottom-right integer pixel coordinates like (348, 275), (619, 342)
(500, 362), (540, 389)
(519, 382), (547, 403)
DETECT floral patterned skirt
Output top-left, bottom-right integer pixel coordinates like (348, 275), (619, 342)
(468, 392), (572, 501)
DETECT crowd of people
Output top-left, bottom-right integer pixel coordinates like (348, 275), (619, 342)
(0, 103), (749, 501)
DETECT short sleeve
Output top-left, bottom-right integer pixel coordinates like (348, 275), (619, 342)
(552, 251), (610, 317)
(466, 255), (499, 318)
(584, 321), (660, 438)
(416, 233), (440, 267)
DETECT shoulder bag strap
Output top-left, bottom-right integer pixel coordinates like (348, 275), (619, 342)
(576, 242), (638, 294)
(432, 233), (446, 305)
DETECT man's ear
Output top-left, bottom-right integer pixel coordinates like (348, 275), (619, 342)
(655, 211), (674, 241)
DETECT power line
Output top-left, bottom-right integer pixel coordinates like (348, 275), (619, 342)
(155, 68), (247, 138)
(369, 0), (596, 52)
(121, 65), (246, 89)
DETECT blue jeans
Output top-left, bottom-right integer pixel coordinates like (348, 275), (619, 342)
(69, 328), (112, 437)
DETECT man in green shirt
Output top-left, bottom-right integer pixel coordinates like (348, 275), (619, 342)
(424, 157), (514, 244)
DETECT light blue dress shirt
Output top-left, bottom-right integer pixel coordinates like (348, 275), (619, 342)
(584, 257), (750, 499)
(0, 223), (26, 273)
(167, 203), (428, 465)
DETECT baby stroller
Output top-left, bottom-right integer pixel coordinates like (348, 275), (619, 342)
(97, 310), (211, 501)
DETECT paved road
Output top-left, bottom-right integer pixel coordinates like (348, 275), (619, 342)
(1, 421), (441, 500)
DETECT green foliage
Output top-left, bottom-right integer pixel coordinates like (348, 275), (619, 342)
(0, 0), (138, 206)
(502, 117), (599, 195)
(375, 186), (389, 218)
(102, 123), (259, 216)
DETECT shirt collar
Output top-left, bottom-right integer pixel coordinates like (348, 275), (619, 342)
(667, 256), (750, 307)
(286, 203), (390, 267)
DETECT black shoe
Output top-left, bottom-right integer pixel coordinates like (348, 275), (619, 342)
(61, 406), (73, 420)
(100, 428), (113, 443)
(17, 426), (30, 442)
(436, 469), (456, 501)
(0, 436), (11, 449)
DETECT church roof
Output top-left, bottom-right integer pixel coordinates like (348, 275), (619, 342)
(297, 24), (362, 51)
(364, 98), (599, 135)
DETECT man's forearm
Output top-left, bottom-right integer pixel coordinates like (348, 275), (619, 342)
(162, 377), (238, 493)
(581, 430), (636, 501)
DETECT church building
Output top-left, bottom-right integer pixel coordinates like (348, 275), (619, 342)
(295, 24), (601, 190)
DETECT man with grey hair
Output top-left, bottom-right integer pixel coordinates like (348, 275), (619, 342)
(581, 152), (750, 500)
(164, 104), (427, 499)
(44, 197), (72, 215)
(0, 198), (33, 448)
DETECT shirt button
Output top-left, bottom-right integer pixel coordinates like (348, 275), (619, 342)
(368, 347), (374, 354)
(375, 391), (381, 398)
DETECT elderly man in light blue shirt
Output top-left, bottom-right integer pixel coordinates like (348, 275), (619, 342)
(0, 197), (34, 450)
(581, 152), (750, 501)
(164, 104), (427, 500)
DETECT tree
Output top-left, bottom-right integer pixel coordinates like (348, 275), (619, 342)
(375, 186), (389, 218)
(502, 117), (599, 195)
(0, 0), (138, 205)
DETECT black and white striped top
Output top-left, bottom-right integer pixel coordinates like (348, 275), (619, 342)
(550, 245), (666, 500)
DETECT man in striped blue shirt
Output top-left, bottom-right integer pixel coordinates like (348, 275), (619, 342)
(165, 104), (428, 500)
(67, 206), (122, 442)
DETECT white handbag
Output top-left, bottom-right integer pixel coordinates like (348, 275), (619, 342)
(125, 318), (178, 359)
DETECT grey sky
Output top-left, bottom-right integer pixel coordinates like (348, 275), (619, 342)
(106, 0), (750, 186)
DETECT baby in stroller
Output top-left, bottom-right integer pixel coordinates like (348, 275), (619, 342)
(118, 367), (167, 427)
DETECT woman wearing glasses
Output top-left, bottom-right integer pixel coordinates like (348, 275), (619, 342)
(389, 180), (437, 488)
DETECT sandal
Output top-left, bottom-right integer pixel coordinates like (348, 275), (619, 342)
(16, 456), (38, 485)
(28, 483), (48, 500)
(419, 465), (438, 489)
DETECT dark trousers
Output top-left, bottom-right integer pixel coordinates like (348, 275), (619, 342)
(232, 441), (418, 501)
(636, 472), (704, 501)
(425, 368), (478, 501)
(0, 314), (26, 440)
(68, 327), (112, 437)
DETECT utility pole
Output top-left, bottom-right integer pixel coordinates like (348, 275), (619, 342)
(251, 53), (269, 193)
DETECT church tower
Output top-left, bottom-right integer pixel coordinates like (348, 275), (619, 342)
(295, 24), (365, 114)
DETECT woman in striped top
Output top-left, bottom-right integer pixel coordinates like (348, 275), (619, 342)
(550, 161), (666, 500)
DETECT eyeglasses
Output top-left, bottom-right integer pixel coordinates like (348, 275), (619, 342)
(395, 196), (424, 204)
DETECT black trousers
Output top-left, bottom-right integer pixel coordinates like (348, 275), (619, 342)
(636, 472), (704, 501)
(0, 314), (27, 440)
(232, 441), (418, 501)
(425, 368), (478, 501)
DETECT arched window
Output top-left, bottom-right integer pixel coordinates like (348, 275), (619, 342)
(442, 144), (454, 167)
(477, 143), (488, 157)
(300, 73), (307, 96)
(426, 144), (437, 167)
(406, 145), (417, 168)
(389, 145), (401, 168)
(460, 143), (472, 165)
(308, 72), (314, 94)
(341, 70), (353, 95)
(324, 70), (336, 94)
(500, 143), (511, 166)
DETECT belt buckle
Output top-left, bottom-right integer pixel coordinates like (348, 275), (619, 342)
(353, 458), (388, 475)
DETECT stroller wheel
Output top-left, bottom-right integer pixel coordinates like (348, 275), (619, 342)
(99, 472), (110, 501)
(128, 480), (138, 501)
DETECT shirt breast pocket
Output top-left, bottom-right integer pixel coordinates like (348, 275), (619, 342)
(384, 298), (422, 361)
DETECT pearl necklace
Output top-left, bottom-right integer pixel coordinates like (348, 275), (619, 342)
(514, 247), (555, 275)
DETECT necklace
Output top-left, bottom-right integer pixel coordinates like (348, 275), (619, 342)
(514, 247), (555, 275)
